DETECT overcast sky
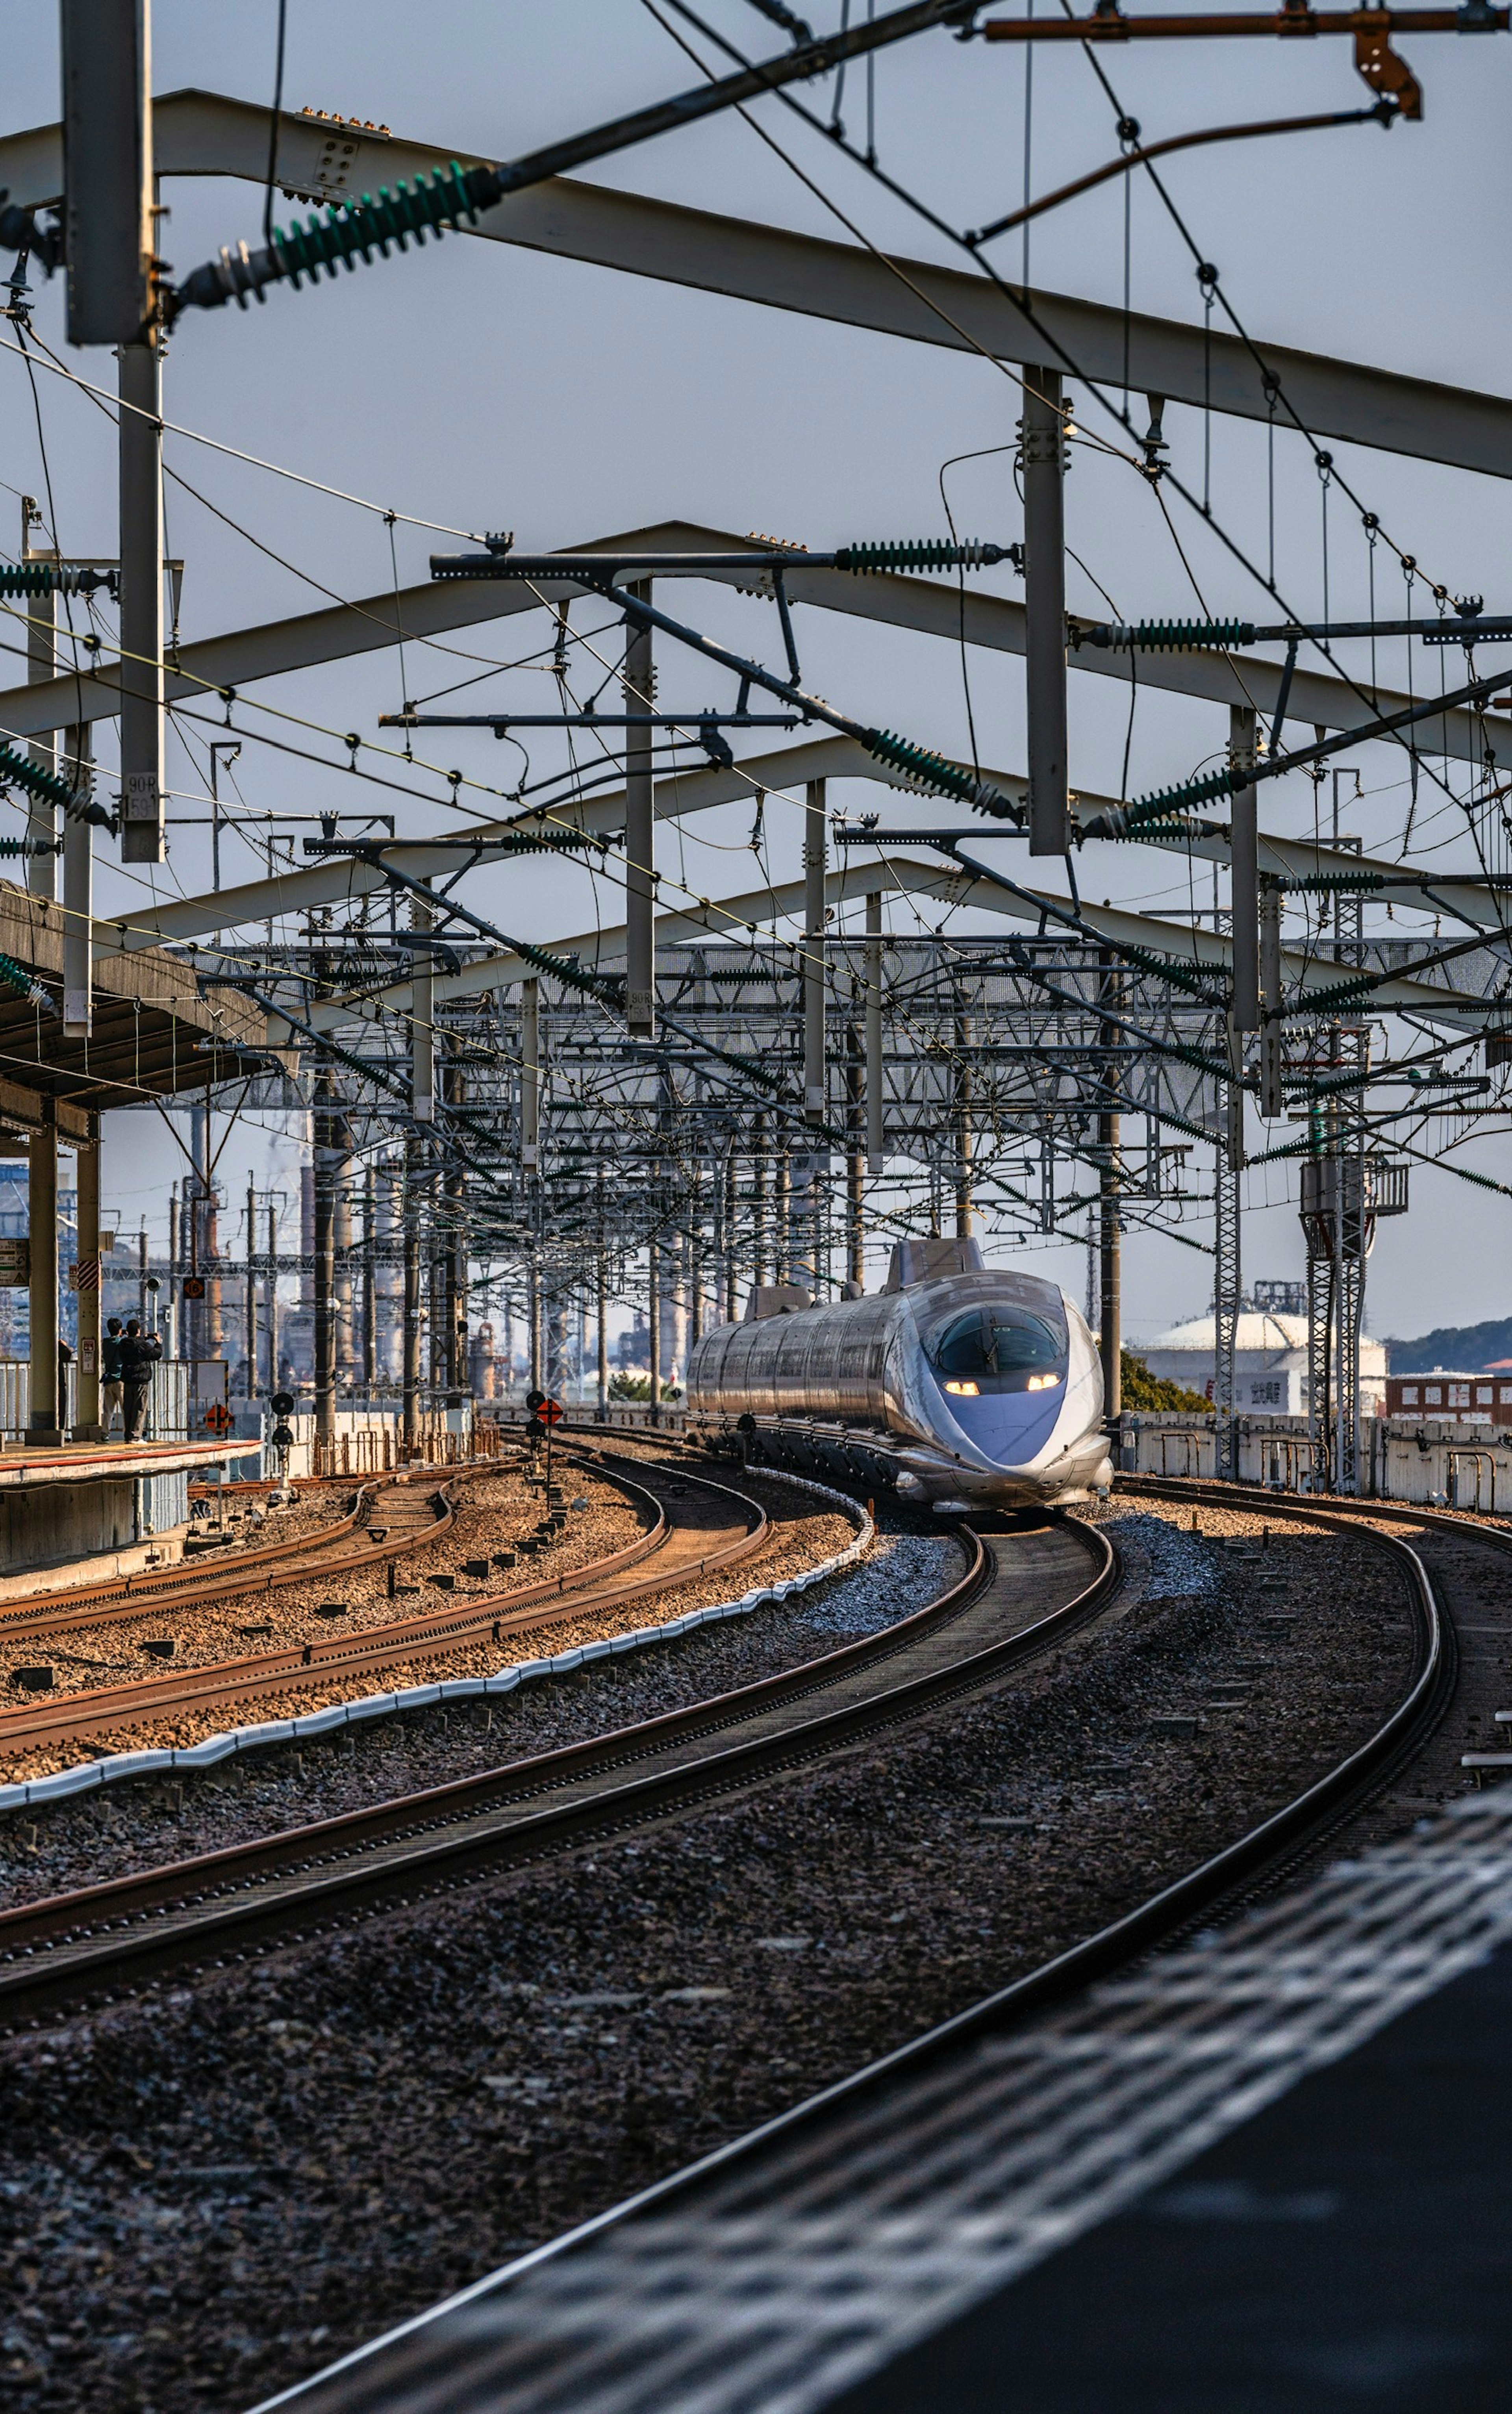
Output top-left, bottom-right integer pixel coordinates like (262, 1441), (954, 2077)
(7, 2), (1511, 1343)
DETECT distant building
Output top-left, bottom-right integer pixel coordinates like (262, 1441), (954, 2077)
(1135, 1311), (1386, 1417)
(1386, 1371), (1512, 1426)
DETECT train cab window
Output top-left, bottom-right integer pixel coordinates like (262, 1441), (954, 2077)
(928, 1306), (1067, 1396)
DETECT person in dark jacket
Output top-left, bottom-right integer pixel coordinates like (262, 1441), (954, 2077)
(102, 1318), (126, 1435)
(120, 1319), (163, 1443)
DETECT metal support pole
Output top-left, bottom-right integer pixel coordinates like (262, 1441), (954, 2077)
(528, 1253), (542, 1394)
(1097, 956), (1122, 1419)
(846, 1025), (865, 1286)
(1229, 705), (1260, 1031)
(1259, 880), (1284, 1117)
(118, 336), (165, 864)
(28, 1107), (59, 1440)
(362, 1163), (377, 1392)
(23, 500), (59, 898)
(265, 1201), (279, 1393)
(520, 977), (539, 1170)
(954, 1008), (973, 1239)
(724, 1148), (739, 1321)
(313, 1075), (336, 1443)
(647, 1240), (662, 1425)
(597, 1245), (609, 1414)
(410, 886), (435, 1123)
(751, 1118), (767, 1289)
(75, 1123), (101, 1435)
(1214, 1135), (1241, 1480)
(865, 891), (884, 1172)
(332, 1116), (354, 1387)
(245, 1179), (257, 1399)
(62, 725), (93, 1036)
(624, 584), (656, 1036)
(1023, 363), (1070, 857)
(444, 1164), (465, 1408)
(402, 1137), (422, 1452)
(804, 779), (826, 1123)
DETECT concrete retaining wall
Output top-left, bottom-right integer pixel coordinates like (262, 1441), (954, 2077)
(1119, 1414), (1512, 1512)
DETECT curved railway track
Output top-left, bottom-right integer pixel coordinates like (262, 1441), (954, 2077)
(265, 1481), (1510, 2414)
(0, 1508), (1117, 2026)
(0, 1452), (769, 1763)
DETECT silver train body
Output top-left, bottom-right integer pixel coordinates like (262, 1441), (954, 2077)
(687, 1251), (1111, 1511)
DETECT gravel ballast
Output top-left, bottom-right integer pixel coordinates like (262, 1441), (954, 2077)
(0, 1499), (1418, 2413)
(0, 1528), (949, 1908)
(0, 1463), (837, 1789)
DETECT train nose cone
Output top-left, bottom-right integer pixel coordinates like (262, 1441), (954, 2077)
(935, 1383), (1065, 1465)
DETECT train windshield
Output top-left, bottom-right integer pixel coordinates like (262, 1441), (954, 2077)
(927, 1303), (1067, 1394)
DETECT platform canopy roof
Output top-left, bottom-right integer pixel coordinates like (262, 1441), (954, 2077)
(0, 886), (263, 1142)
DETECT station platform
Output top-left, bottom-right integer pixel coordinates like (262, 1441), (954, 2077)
(0, 1435), (261, 1577)
(0, 1436), (252, 1489)
(269, 1785), (1512, 2414)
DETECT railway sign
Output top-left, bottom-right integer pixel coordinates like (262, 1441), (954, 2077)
(182, 1275), (207, 1300)
(271, 1391), (296, 1417)
(202, 1402), (234, 1435)
(539, 1396), (565, 1427)
(525, 1388), (547, 1412)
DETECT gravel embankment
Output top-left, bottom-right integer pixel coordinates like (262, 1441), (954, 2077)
(0, 1471), (862, 1808)
(0, 1528), (948, 1906)
(0, 1500), (1416, 2414)
(0, 1466), (644, 1694)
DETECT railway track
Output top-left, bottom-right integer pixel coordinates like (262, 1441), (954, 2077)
(0, 1451), (767, 1762)
(0, 1506), (1117, 2026)
(264, 1484), (1508, 2414)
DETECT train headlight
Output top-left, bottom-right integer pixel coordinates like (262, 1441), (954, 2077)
(943, 1378), (980, 1397)
(1026, 1372), (1061, 1391)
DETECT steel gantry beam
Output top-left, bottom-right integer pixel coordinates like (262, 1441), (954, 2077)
(5, 91), (1511, 474)
(100, 718), (1512, 973)
(4, 521), (1489, 772)
(299, 852), (1504, 1036)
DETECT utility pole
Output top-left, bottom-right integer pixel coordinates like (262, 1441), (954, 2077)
(596, 1216), (610, 1416)
(118, 320), (163, 863)
(265, 1200), (280, 1393)
(362, 1163), (377, 1393)
(1229, 706), (1260, 1032)
(313, 1073), (336, 1444)
(22, 498), (59, 896)
(1097, 954), (1122, 1422)
(410, 885), (435, 1123)
(61, 726), (93, 1037)
(1022, 363), (1070, 857)
(647, 1238), (662, 1426)
(245, 1179), (258, 1399)
(804, 780), (826, 1124)
(60, 0), (161, 859)
(402, 1137), (422, 1454)
(953, 1006), (973, 1239)
(1259, 879), (1285, 1118)
(520, 977), (539, 1171)
(865, 891), (884, 1172)
(624, 584), (656, 1036)
(846, 1023), (865, 1287)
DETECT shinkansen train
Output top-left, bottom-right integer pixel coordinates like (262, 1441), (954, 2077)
(686, 1239), (1111, 1511)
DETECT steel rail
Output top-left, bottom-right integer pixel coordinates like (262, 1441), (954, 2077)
(0, 1483), (384, 1635)
(0, 1454), (742, 1759)
(0, 1481), (457, 1655)
(270, 1477), (1445, 2380)
(0, 1515), (1123, 2025)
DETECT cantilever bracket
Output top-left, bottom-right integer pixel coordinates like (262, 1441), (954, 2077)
(1353, 11), (1423, 114)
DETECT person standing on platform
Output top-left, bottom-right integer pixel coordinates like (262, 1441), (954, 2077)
(102, 1319), (126, 1436)
(120, 1319), (162, 1444)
